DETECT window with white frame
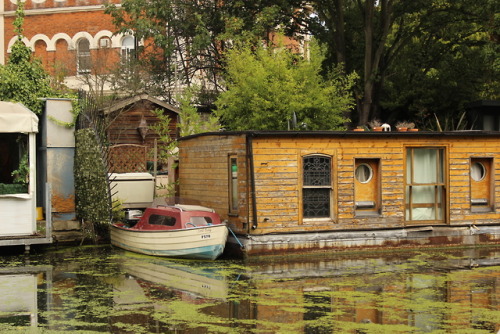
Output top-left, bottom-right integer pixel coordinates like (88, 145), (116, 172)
(302, 155), (332, 218)
(77, 38), (91, 74)
(121, 36), (136, 64)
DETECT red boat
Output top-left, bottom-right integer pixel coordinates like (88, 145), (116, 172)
(111, 204), (228, 260)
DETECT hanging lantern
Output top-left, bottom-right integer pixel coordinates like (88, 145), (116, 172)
(137, 116), (148, 143)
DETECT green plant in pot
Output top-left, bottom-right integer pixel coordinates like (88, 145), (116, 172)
(10, 152), (29, 192)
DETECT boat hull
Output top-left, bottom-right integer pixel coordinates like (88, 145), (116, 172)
(111, 224), (228, 260)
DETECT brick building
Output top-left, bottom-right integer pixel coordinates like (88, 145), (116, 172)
(0, 0), (127, 90)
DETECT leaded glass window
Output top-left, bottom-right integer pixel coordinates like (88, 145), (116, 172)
(303, 155), (331, 218)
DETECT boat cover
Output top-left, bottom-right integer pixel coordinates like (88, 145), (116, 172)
(0, 101), (38, 133)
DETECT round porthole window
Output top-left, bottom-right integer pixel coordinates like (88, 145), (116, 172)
(471, 162), (486, 181)
(355, 164), (373, 183)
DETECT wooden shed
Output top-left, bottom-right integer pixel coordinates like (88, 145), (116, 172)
(105, 93), (180, 147)
(103, 94), (180, 205)
(178, 130), (500, 257)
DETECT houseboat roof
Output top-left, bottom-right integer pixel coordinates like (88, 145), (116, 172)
(179, 130), (500, 141)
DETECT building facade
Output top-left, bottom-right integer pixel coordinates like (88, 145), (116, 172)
(0, 0), (127, 90)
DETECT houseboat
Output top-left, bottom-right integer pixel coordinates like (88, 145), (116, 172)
(178, 130), (500, 257)
(0, 102), (52, 251)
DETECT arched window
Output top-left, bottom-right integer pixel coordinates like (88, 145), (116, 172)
(77, 38), (91, 74)
(302, 155), (332, 218)
(121, 36), (136, 63)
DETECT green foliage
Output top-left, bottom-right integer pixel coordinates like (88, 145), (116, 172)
(215, 40), (356, 130)
(177, 86), (221, 137)
(288, 0), (500, 127)
(149, 109), (177, 165)
(0, 0), (54, 114)
(74, 128), (111, 225)
(379, 0), (500, 129)
(111, 199), (126, 222)
(11, 152), (28, 185)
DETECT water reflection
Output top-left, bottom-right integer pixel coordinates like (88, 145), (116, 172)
(0, 246), (499, 333)
(0, 265), (51, 329)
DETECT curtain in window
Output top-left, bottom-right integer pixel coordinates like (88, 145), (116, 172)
(406, 148), (444, 221)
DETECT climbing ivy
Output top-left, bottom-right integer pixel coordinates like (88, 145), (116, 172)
(74, 128), (111, 241)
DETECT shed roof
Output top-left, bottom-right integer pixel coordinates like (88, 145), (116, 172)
(102, 93), (180, 115)
(0, 101), (38, 133)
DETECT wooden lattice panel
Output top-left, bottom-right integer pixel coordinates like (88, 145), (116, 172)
(108, 144), (148, 173)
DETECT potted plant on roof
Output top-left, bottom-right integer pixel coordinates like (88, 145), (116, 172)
(368, 119), (383, 131)
(407, 122), (419, 131)
(395, 121), (414, 132)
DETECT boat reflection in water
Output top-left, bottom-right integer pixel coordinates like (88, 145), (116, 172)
(115, 253), (229, 303)
(110, 251), (231, 333)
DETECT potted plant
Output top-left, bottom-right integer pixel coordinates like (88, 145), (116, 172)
(395, 121), (414, 132)
(368, 119), (383, 131)
(353, 126), (365, 132)
(407, 122), (419, 131)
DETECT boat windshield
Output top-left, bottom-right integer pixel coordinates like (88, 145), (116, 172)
(149, 214), (176, 226)
(190, 216), (213, 226)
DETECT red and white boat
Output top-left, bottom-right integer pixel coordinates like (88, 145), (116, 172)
(111, 204), (228, 260)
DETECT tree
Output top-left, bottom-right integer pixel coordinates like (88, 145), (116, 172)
(381, 0), (500, 129)
(177, 86), (221, 137)
(105, 0), (225, 104)
(0, 0), (54, 114)
(287, 0), (499, 127)
(214, 41), (356, 131)
(104, 0), (301, 105)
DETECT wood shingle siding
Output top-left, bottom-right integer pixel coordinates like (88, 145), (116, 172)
(178, 131), (500, 238)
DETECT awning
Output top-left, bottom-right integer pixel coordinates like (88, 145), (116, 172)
(0, 102), (38, 133)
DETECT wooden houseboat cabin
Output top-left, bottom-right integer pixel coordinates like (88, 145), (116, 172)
(178, 131), (500, 257)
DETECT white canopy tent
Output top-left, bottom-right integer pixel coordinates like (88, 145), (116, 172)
(0, 102), (39, 133)
(0, 101), (38, 236)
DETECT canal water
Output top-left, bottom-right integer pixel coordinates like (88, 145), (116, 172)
(0, 245), (499, 333)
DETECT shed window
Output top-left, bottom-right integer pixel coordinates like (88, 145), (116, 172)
(405, 147), (446, 222)
(302, 155), (332, 218)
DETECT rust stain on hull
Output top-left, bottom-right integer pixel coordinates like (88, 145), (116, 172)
(226, 227), (500, 258)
